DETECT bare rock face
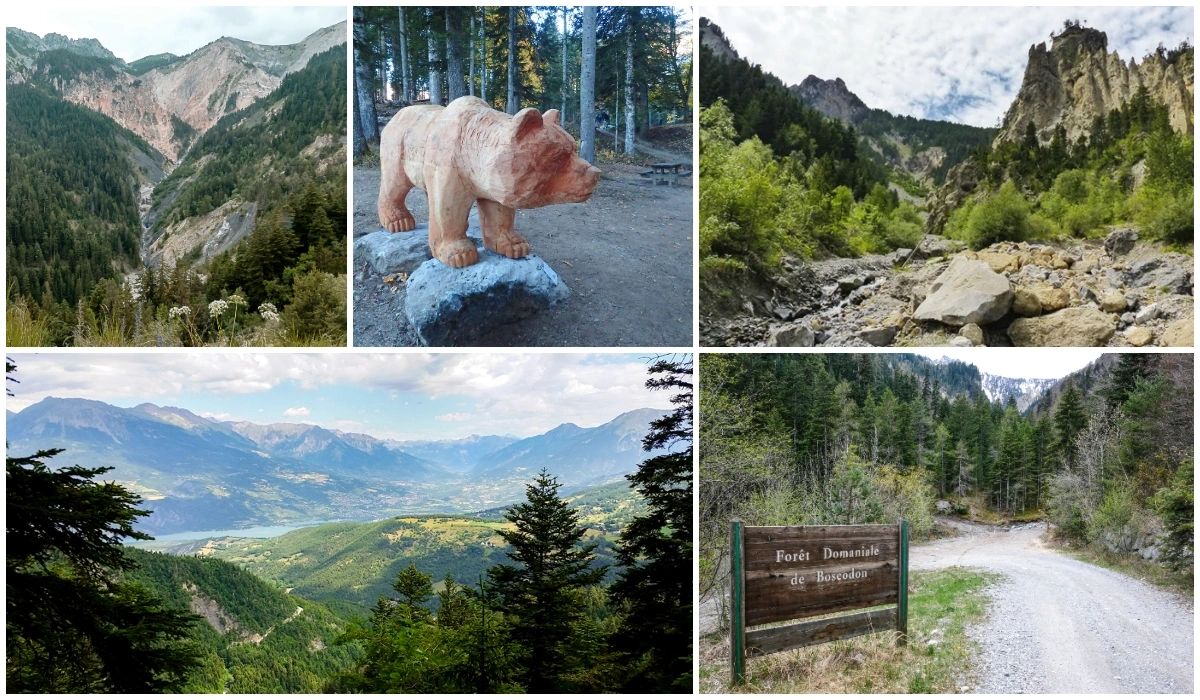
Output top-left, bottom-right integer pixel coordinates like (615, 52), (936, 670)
(21, 22), (346, 162)
(913, 258), (1013, 326)
(995, 26), (1194, 146)
(791, 75), (870, 124)
(1008, 307), (1118, 346)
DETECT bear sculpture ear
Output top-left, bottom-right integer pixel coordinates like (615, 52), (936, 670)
(543, 109), (561, 126)
(511, 107), (544, 140)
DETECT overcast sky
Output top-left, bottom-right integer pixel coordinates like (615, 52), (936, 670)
(915, 349), (1106, 379)
(6, 5), (346, 63)
(5, 353), (679, 441)
(704, 6), (1194, 127)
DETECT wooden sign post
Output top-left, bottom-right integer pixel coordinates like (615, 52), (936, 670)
(729, 519), (909, 685)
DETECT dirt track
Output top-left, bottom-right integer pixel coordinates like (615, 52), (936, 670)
(352, 160), (693, 347)
(913, 520), (1193, 693)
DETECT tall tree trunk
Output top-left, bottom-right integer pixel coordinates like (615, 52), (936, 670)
(398, 8), (412, 104)
(468, 11), (475, 97)
(479, 8), (488, 103)
(506, 7), (518, 113)
(614, 59), (620, 150)
(427, 8), (443, 105)
(579, 6), (596, 163)
(623, 14), (634, 154)
(446, 8), (466, 100)
(352, 7), (378, 147)
(560, 8), (568, 122)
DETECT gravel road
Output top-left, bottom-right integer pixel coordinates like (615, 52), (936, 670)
(913, 519), (1193, 693)
(699, 519), (1193, 693)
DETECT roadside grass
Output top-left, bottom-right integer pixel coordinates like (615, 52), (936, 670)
(699, 567), (997, 694)
(1055, 542), (1193, 598)
(956, 494), (1044, 525)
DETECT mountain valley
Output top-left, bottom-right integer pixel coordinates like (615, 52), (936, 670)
(700, 15), (1194, 349)
(6, 22), (348, 346)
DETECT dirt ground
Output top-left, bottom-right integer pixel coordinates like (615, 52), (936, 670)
(352, 158), (693, 347)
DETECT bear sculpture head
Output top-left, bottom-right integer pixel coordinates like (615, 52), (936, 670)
(499, 108), (601, 209)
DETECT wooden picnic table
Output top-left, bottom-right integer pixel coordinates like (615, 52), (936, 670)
(652, 162), (685, 174)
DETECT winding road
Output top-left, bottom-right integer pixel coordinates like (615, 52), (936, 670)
(701, 519), (1194, 693)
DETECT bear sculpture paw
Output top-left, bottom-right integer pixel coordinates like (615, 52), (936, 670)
(434, 239), (480, 268)
(485, 230), (531, 260)
(381, 208), (417, 233)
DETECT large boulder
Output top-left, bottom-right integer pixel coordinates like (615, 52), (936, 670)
(767, 322), (815, 347)
(1007, 307), (1117, 346)
(404, 248), (569, 345)
(1125, 256), (1193, 295)
(1161, 316), (1193, 347)
(1104, 227), (1139, 256)
(913, 258), (1013, 326)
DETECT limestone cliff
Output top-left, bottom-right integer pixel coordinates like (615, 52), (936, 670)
(995, 25), (1194, 145)
(791, 75), (870, 124)
(10, 22), (347, 162)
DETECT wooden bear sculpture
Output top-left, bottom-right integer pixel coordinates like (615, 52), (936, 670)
(378, 96), (602, 268)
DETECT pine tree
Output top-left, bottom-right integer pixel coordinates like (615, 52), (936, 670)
(486, 468), (606, 692)
(1103, 354), (1152, 409)
(609, 357), (692, 692)
(391, 562), (434, 621)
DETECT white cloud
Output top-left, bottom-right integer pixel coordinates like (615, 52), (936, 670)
(4, 353), (683, 439)
(283, 406), (310, 418)
(705, 6), (1194, 126)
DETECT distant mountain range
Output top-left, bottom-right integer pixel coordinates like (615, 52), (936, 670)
(980, 374), (1059, 412)
(6, 399), (666, 535)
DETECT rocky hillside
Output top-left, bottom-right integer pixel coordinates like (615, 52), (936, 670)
(981, 374), (1057, 412)
(791, 75), (869, 123)
(995, 24), (1194, 145)
(705, 227), (1192, 348)
(8, 23), (346, 162)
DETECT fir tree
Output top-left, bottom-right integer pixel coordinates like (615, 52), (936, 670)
(1055, 385), (1088, 469)
(6, 443), (200, 692)
(486, 468), (606, 692)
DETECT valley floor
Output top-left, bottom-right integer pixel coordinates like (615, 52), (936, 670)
(702, 232), (1193, 348)
(352, 160), (693, 347)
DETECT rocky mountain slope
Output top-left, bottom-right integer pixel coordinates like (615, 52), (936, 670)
(7, 23), (346, 162)
(981, 374), (1058, 411)
(995, 24), (1194, 145)
(6, 398), (664, 535)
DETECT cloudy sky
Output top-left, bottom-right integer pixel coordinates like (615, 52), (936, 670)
(704, 6), (1193, 126)
(6, 5), (346, 62)
(5, 353), (680, 441)
(915, 349), (1105, 379)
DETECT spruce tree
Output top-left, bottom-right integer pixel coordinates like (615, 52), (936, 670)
(486, 468), (605, 692)
(1055, 385), (1088, 469)
(609, 357), (693, 692)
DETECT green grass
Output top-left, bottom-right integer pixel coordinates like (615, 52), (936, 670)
(1057, 542), (1192, 598)
(699, 567), (996, 694)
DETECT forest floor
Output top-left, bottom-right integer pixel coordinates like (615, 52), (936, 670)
(352, 154), (692, 346)
(699, 519), (1193, 693)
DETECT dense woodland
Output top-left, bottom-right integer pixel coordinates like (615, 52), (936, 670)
(6, 357), (693, 693)
(352, 6), (691, 160)
(699, 17), (1194, 286)
(6, 47), (347, 347)
(700, 353), (1194, 597)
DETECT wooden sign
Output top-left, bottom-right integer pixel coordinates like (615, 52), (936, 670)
(730, 520), (909, 685)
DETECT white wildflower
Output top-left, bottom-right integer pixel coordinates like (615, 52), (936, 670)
(168, 306), (191, 319)
(258, 302), (280, 322)
(208, 299), (229, 317)
(227, 294), (248, 308)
